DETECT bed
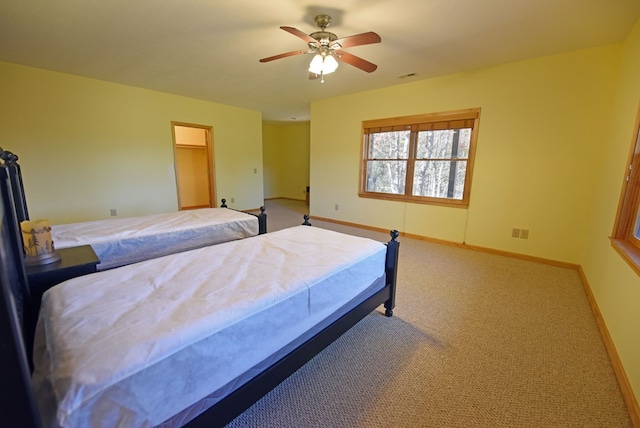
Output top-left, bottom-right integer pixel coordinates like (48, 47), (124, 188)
(0, 148), (268, 271)
(0, 162), (400, 427)
(50, 203), (267, 270)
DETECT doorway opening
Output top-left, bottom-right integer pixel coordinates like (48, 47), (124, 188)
(171, 122), (216, 210)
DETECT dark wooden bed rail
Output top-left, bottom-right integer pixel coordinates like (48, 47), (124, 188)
(220, 198), (267, 234)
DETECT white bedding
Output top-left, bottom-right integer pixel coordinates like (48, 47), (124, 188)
(51, 208), (259, 270)
(32, 226), (387, 428)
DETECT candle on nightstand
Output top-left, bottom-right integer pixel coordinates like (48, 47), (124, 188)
(21, 219), (61, 265)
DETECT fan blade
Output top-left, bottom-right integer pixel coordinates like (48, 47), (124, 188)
(334, 51), (378, 73)
(308, 72), (320, 80)
(331, 32), (381, 49)
(280, 26), (319, 45)
(259, 49), (310, 63)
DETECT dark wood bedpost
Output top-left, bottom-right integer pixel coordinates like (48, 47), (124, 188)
(302, 214), (311, 226)
(384, 229), (399, 317)
(0, 150), (29, 223)
(257, 206), (267, 234)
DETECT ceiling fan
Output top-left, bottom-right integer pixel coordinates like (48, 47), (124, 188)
(259, 14), (381, 82)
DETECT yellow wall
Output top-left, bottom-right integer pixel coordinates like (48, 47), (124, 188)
(262, 121), (310, 200)
(0, 62), (263, 223)
(582, 17), (640, 411)
(310, 17), (640, 411)
(310, 46), (620, 263)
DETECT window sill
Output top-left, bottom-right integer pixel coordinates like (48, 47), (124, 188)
(358, 192), (469, 208)
(610, 238), (640, 277)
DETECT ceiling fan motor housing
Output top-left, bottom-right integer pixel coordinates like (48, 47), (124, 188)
(310, 15), (337, 47)
(309, 31), (338, 48)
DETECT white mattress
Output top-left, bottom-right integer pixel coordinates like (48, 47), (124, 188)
(159, 276), (386, 428)
(31, 226), (387, 428)
(51, 208), (259, 270)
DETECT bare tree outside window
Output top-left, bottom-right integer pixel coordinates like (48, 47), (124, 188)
(366, 130), (409, 194)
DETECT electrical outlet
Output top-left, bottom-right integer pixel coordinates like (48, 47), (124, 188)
(520, 229), (529, 239)
(253, 168), (257, 174)
(512, 228), (520, 238)
(334, 204), (339, 211)
(110, 209), (118, 216)
(231, 197), (235, 203)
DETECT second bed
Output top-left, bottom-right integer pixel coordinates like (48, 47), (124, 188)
(51, 205), (267, 270)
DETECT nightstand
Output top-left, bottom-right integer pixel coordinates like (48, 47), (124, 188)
(26, 245), (100, 296)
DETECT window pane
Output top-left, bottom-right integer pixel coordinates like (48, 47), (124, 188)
(412, 160), (467, 199)
(416, 128), (471, 159)
(368, 131), (410, 159)
(366, 160), (407, 194)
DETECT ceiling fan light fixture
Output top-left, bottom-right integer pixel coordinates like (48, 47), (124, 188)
(308, 53), (338, 75)
(260, 15), (380, 80)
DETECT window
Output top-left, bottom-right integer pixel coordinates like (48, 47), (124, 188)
(612, 103), (640, 275)
(359, 109), (480, 207)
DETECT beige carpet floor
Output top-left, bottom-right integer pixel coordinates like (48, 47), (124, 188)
(228, 198), (632, 427)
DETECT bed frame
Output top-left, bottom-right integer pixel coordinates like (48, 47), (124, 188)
(0, 154), (399, 428)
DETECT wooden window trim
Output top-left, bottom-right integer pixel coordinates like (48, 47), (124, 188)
(359, 108), (480, 208)
(611, 102), (640, 275)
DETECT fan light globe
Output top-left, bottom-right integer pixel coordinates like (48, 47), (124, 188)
(323, 55), (338, 73)
(309, 54), (338, 75)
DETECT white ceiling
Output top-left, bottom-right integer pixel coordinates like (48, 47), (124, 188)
(1, 1), (639, 122)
